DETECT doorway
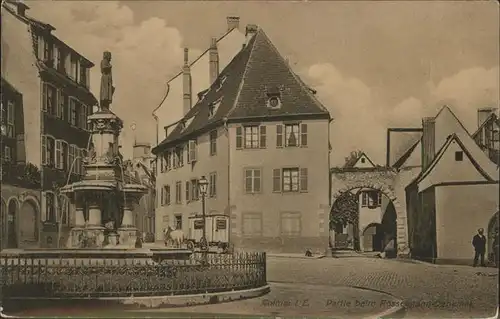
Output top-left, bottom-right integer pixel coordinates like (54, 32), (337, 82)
(363, 223), (384, 252)
(19, 200), (38, 246)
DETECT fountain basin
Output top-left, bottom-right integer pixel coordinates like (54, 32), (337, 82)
(60, 180), (116, 193)
(123, 183), (148, 193)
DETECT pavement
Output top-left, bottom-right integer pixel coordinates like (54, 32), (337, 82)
(266, 256), (499, 318)
(10, 282), (403, 319)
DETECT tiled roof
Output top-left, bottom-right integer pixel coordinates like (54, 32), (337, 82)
(388, 130), (422, 167)
(163, 28), (240, 86)
(1, 77), (21, 95)
(2, 1), (94, 67)
(153, 28), (331, 153)
(408, 133), (498, 192)
(392, 139), (420, 169)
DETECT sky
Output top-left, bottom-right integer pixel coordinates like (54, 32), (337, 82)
(24, 1), (499, 166)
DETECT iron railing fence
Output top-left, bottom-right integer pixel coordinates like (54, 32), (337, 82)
(0, 252), (266, 298)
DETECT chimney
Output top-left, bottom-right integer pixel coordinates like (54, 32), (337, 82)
(245, 24), (258, 46)
(16, 2), (29, 17)
(226, 16), (240, 31)
(421, 117), (436, 170)
(182, 48), (192, 116)
(209, 37), (219, 85)
(477, 107), (497, 128)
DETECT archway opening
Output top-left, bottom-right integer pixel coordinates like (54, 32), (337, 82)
(7, 200), (18, 248)
(19, 200), (38, 246)
(330, 187), (398, 253)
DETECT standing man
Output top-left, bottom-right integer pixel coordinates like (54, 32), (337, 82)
(472, 228), (487, 267)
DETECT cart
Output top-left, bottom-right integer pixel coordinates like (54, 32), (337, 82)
(186, 214), (233, 253)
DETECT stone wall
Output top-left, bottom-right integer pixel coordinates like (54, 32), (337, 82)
(330, 168), (410, 256)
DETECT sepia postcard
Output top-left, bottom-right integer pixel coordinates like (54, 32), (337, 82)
(0, 0), (499, 318)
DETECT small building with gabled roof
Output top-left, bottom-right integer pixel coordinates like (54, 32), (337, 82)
(152, 25), (332, 253)
(404, 107), (499, 264)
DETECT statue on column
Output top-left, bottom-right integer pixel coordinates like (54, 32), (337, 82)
(100, 51), (115, 111)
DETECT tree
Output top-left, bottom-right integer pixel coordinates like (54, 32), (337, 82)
(330, 190), (361, 250)
(330, 191), (359, 226)
(344, 150), (364, 168)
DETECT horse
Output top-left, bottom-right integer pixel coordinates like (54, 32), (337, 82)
(164, 226), (186, 248)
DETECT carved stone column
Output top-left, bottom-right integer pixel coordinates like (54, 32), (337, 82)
(117, 195), (139, 248)
(84, 191), (105, 248)
(87, 204), (103, 227)
(74, 207), (85, 227)
(68, 193), (86, 248)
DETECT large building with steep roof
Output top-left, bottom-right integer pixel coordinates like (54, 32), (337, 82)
(152, 25), (332, 253)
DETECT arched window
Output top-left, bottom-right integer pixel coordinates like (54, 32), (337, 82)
(45, 192), (56, 223)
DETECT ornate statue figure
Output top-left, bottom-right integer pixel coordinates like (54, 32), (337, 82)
(104, 142), (115, 164)
(100, 51), (115, 110)
(85, 142), (97, 164)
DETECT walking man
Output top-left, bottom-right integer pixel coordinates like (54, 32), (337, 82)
(472, 228), (487, 267)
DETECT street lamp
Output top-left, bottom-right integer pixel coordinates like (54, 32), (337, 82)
(198, 176), (209, 256)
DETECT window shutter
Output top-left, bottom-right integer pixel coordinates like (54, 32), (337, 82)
(236, 126), (243, 149)
(244, 170), (253, 193)
(85, 68), (90, 88)
(259, 126), (267, 148)
(42, 84), (48, 112)
(160, 155), (164, 172)
(161, 186), (165, 205)
(56, 90), (62, 118)
(273, 169), (281, 192)
(64, 53), (71, 75)
(300, 168), (308, 192)
(53, 46), (58, 65)
(185, 181), (190, 202)
(36, 36), (44, 59)
(55, 140), (62, 169)
(189, 140), (197, 162)
(42, 135), (47, 165)
(254, 169), (261, 193)
(276, 125), (283, 147)
(81, 105), (87, 129)
(300, 123), (308, 146)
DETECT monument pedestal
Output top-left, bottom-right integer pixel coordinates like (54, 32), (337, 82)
(68, 227), (85, 248)
(67, 206), (86, 248)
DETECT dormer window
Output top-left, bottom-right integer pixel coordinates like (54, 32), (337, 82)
(179, 121), (186, 131)
(216, 76), (227, 92)
(197, 89), (209, 102)
(208, 98), (222, 118)
(266, 86), (282, 109)
(180, 116), (194, 131)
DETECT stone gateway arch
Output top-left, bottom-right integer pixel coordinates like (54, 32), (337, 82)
(330, 167), (409, 256)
